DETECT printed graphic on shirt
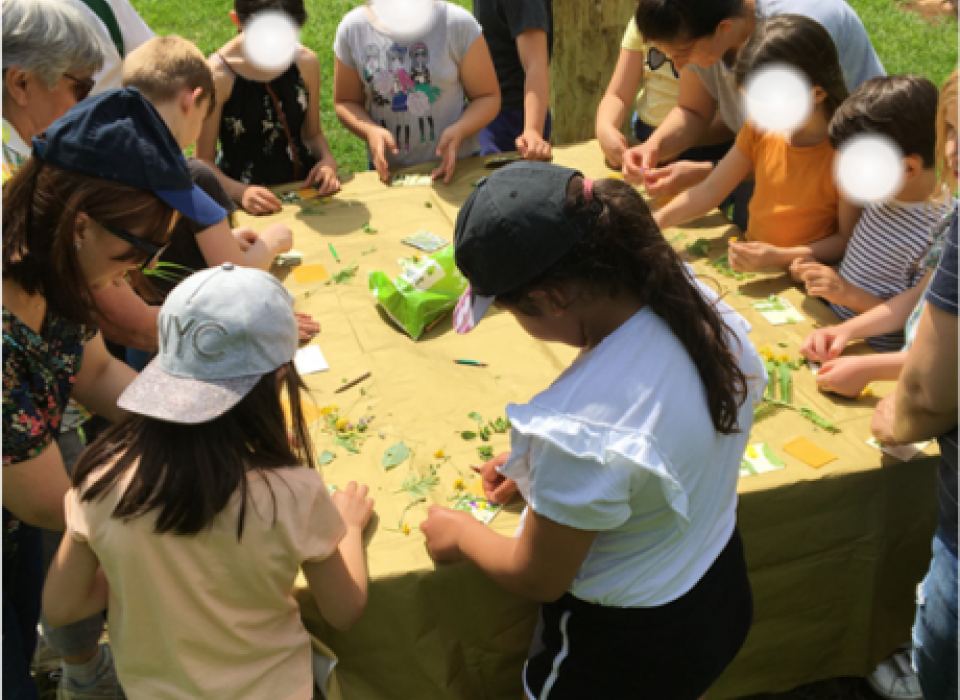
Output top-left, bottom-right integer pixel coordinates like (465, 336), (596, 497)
(364, 42), (442, 153)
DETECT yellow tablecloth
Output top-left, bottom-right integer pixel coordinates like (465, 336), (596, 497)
(237, 141), (938, 699)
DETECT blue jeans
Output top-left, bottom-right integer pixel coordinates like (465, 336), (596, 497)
(3, 516), (43, 700)
(913, 532), (958, 700)
(478, 109), (553, 156)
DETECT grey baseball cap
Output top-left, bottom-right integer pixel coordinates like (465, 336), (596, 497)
(119, 263), (298, 424)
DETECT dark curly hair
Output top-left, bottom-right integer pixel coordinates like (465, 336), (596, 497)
(235, 0), (307, 27)
(496, 177), (750, 435)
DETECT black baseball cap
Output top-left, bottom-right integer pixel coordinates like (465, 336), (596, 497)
(453, 162), (586, 333)
(31, 88), (225, 227)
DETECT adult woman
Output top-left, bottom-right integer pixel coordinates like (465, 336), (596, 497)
(2, 0), (103, 181)
(2, 89), (224, 699)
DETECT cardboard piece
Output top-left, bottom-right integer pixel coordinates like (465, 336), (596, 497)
(752, 296), (805, 326)
(293, 264), (330, 284)
(451, 493), (503, 524)
(294, 345), (329, 375)
(783, 436), (838, 469)
(866, 437), (932, 462)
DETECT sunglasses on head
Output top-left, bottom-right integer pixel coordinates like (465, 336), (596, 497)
(63, 73), (95, 103)
(646, 48), (679, 79)
(99, 222), (166, 270)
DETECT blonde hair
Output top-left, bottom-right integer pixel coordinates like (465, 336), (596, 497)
(935, 68), (958, 195)
(121, 36), (216, 115)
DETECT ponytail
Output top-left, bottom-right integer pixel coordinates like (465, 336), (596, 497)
(496, 177), (749, 434)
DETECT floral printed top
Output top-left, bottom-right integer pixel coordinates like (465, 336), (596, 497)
(2, 307), (96, 466)
(2, 118), (30, 184)
(215, 55), (317, 186)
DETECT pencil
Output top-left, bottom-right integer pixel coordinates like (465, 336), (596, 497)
(328, 244), (340, 263)
(334, 371), (371, 394)
(455, 359), (487, 367)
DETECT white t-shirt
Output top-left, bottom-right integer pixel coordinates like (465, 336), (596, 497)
(63, 0), (154, 94)
(499, 273), (766, 608)
(333, 2), (482, 170)
(690, 0), (885, 134)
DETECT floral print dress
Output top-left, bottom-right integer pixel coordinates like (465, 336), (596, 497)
(215, 55), (318, 186)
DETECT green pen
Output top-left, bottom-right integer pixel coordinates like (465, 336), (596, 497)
(328, 243), (340, 263)
(455, 359), (488, 367)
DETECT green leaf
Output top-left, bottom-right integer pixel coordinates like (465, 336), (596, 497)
(382, 441), (410, 470)
(361, 222), (378, 234)
(761, 443), (786, 468)
(467, 412), (483, 423)
(318, 450), (336, 466)
(477, 445), (494, 460)
(777, 342), (789, 348)
(395, 474), (440, 499)
(686, 238), (711, 257)
(335, 435), (360, 453)
(459, 431), (477, 440)
(329, 262), (359, 285)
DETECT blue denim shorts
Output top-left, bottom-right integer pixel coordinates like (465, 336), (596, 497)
(913, 532), (958, 700)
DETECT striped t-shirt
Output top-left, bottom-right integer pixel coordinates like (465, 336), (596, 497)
(830, 197), (955, 351)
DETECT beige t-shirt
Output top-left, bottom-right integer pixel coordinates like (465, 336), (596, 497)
(66, 465), (345, 700)
(621, 18), (679, 127)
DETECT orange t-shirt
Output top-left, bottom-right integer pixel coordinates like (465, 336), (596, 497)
(67, 465), (345, 700)
(735, 121), (839, 247)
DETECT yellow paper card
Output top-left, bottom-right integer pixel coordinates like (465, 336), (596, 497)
(281, 395), (325, 427)
(296, 187), (320, 199)
(293, 264), (330, 284)
(783, 437), (837, 469)
(468, 478), (486, 499)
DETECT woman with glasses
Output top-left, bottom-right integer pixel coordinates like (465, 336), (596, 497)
(1, 0), (103, 183)
(596, 14), (734, 173)
(1, 89), (225, 699)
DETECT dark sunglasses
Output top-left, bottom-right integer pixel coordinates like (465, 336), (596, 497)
(63, 73), (95, 102)
(100, 223), (166, 270)
(646, 47), (679, 79)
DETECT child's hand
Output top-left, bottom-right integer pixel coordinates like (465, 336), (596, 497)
(241, 185), (282, 215)
(788, 255), (815, 282)
(622, 141), (657, 185)
(295, 312), (320, 340)
(231, 226), (259, 251)
(598, 125), (628, 170)
(640, 161), (711, 198)
(368, 126), (399, 182)
(815, 357), (871, 398)
(871, 393), (903, 446)
(473, 451), (517, 504)
(432, 125), (464, 184)
(332, 481), (374, 531)
(794, 261), (848, 304)
(420, 505), (474, 563)
(259, 222), (293, 255)
(516, 129), (552, 161)
(305, 159), (341, 196)
(801, 326), (851, 363)
(728, 241), (785, 272)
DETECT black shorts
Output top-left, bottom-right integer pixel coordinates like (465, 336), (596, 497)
(524, 527), (753, 700)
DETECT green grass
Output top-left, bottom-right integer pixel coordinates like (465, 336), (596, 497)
(130, 0), (958, 174)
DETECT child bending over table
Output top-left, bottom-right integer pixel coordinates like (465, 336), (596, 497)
(801, 69), (958, 398)
(792, 75), (954, 352)
(654, 15), (859, 273)
(197, 0), (340, 216)
(333, 0), (500, 183)
(43, 266), (374, 699)
(421, 162), (765, 700)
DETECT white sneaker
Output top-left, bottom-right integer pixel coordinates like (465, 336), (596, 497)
(866, 646), (922, 699)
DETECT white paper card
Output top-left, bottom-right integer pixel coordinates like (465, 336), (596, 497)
(294, 345), (329, 375)
(866, 437), (932, 462)
(751, 296), (805, 326)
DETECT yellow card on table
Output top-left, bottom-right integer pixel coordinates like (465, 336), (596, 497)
(296, 187), (320, 199)
(281, 395), (325, 427)
(293, 263), (330, 284)
(468, 478), (486, 499)
(783, 437), (838, 469)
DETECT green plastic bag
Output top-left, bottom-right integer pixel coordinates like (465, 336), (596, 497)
(368, 246), (468, 339)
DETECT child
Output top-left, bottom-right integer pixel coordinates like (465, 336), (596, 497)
(42, 264), (374, 699)
(792, 75), (951, 352)
(474, 0), (553, 160)
(422, 163), (765, 699)
(197, 0), (340, 216)
(654, 15), (858, 273)
(801, 69), (958, 398)
(333, 0), (500, 183)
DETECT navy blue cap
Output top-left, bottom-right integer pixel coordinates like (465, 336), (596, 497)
(452, 163), (586, 332)
(31, 88), (225, 227)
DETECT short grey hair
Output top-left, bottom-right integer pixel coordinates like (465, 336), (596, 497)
(2, 0), (105, 91)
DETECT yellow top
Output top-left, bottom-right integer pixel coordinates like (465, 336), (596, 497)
(622, 18), (679, 128)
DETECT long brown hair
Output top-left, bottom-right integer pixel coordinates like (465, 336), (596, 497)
(2, 158), (177, 326)
(72, 362), (317, 539)
(936, 68), (958, 194)
(734, 14), (849, 123)
(496, 177), (749, 435)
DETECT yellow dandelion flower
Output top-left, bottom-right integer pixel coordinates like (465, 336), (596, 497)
(860, 386), (874, 398)
(402, 524), (411, 535)
(606, 173), (624, 180)
(777, 354), (790, 364)
(729, 237), (738, 243)
(434, 449), (445, 459)
(746, 445), (758, 459)
(478, 501), (487, 510)
(453, 479), (466, 490)
(335, 418), (350, 430)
